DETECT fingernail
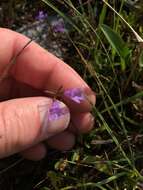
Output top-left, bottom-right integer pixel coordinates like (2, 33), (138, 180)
(87, 93), (96, 106)
(39, 100), (70, 139)
(90, 114), (95, 128)
(82, 87), (96, 106)
(85, 113), (95, 131)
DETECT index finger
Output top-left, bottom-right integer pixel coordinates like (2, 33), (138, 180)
(0, 28), (95, 112)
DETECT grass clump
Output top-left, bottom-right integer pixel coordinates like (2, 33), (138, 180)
(39, 0), (143, 189)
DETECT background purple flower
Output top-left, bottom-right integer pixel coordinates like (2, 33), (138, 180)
(36, 11), (47, 21)
(64, 88), (85, 103)
(52, 18), (66, 33)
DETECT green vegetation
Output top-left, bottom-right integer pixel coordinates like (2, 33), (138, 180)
(1, 0), (143, 189)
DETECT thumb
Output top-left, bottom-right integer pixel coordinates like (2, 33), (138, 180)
(0, 97), (70, 158)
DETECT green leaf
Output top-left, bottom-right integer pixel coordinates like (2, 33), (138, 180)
(100, 24), (130, 60)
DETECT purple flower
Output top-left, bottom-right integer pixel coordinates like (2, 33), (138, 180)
(52, 19), (66, 33)
(36, 11), (47, 21)
(64, 88), (85, 103)
(49, 100), (69, 121)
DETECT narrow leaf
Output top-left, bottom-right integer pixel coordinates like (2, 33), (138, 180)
(100, 24), (130, 59)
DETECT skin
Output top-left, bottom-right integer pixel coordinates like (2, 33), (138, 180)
(0, 28), (96, 161)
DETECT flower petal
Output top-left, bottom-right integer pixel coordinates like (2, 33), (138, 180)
(64, 88), (85, 103)
(49, 100), (69, 121)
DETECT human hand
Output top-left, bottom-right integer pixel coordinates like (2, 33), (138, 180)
(0, 28), (95, 160)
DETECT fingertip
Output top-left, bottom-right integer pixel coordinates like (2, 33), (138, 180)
(20, 143), (47, 161)
(86, 90), (96, 107)
(84, 87), (96, 111)
(46, 131), (75, 151)
(71, 112), (95, 134)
